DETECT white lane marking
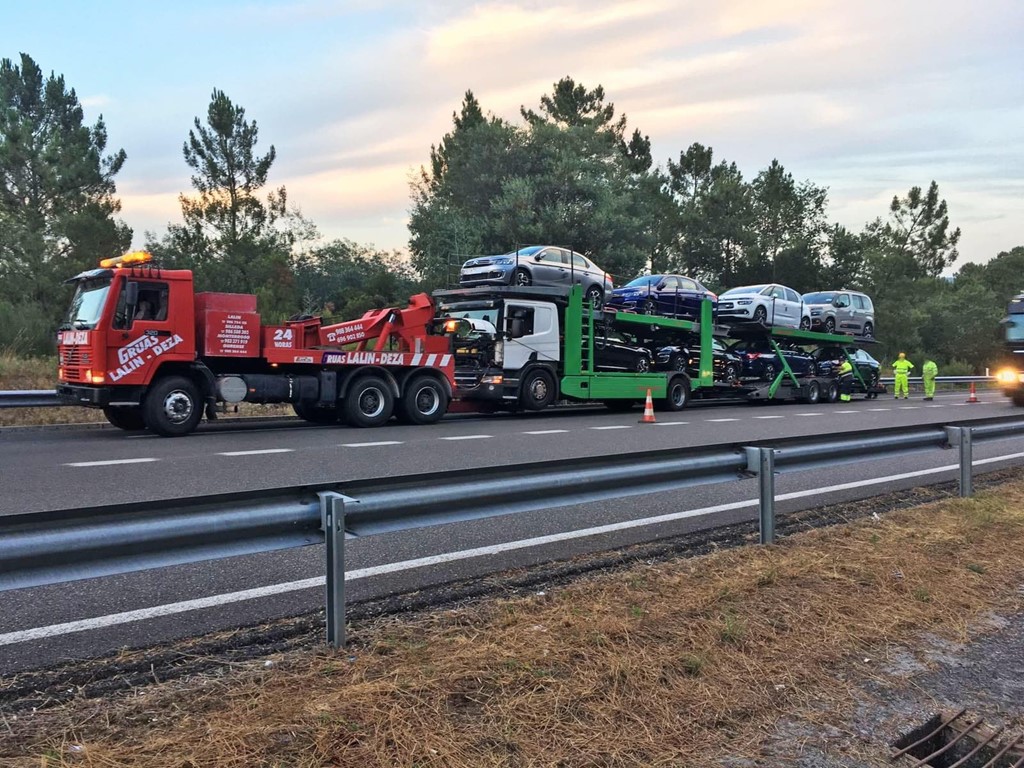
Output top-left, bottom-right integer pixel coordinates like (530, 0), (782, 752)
(523, 429), (570, 435)
(898, 406), (920, 410)
(753, 415), (785, 420)
(797, 413), (823, 416)
(10, 449), (1024, 647)
(65, 458), (159, 467)
(926, 405), (946, 408)
(439, 434), (492, 441)
(590, 425), (632, 430)
(340, 441), (404, 447)
(654, 421), (689, 426)
(217, 449), (294, 456)
(834, 410), (858, 414)
(706, 418), (739, 422)
(868, 408), (891, 412)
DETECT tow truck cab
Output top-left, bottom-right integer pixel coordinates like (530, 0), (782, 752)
(57, 253), (197, 406)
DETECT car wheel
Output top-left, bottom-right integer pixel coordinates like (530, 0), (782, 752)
(585, 285), (603, 308)
(824, 317), (836, 334)
(672, 355), (687, 372)
(513, 268), (532, 287)
(520, 368), (555, 411)
(641, 298), (657, 316)
(753, 306), (768, 324)
(103, 406), (147, 431)
(799, 316), (811, 331)
(293, 402), (339, 424)
(763, 362), (777, 381)
(344, 375), (395, 427)
(804, 380), (821, 404)
(395, 375), (449, 425)
(868, 370), (880, 388)
(635, 356), (651, 373)
(661, 376), (690, 411)
(723, 363), (739, 384)
(863, 322), (874, 339)
(142, 376), (203, 437)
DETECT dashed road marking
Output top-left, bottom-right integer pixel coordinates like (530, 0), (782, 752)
(898, 406), (920, 410)
(834, 410), (858, 414)
(926, 405), (946, 408)
(796, 412), (823, 416)
(706, 418), (739, 422)
(868, 408), (891, 412)
(217, 449), (295, 456)
(439, 434), (493, 441)
(65, 458), (159, 467)
(753, 415), (785, 419)
(340, 441), (404, 447)
(589, 425), (632, 430)
(654, 421), (689, 426)
(523, 429), (570, 435)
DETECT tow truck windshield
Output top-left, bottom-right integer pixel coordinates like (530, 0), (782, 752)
(61, 277), (112, 330)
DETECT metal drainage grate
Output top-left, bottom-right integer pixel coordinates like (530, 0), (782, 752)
(891, 709), (1024, 767)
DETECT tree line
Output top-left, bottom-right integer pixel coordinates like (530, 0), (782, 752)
(1, 53), (1019, 373)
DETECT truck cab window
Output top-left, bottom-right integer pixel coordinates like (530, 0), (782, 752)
(506, 307), (535, 338)
(114, 282), (169, 328)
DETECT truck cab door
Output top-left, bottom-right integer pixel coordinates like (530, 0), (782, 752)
(504, 302), (560, 369)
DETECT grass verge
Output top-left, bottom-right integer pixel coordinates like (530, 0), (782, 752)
(3, 478), (1024, 766)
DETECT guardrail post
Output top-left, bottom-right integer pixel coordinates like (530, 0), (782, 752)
(958, 427), (973, 498)
(319, 491), (346, 648)
(758, 447), (776, 544)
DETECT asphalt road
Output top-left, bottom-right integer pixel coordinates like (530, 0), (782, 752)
(2, 389), (1023, 672)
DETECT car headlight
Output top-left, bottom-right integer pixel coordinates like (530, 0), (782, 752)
(997, 368), (1018, 385)
(737, 300), (753, 305)
(494, 257), (515, 266)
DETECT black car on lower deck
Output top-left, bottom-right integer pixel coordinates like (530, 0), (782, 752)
(730, 339), (816, 380)
(593, 330), (653, 373)
(813, 346), (881, 386)
(654, 339), (743, 383)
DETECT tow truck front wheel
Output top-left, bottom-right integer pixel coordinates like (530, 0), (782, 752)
(396, 376), (449, 425)
(143, 376), (203, 437)
(344, 376), (394, 427)
(103, 406), (146, 431)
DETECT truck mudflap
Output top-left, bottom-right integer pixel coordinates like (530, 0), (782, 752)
(56, 383), (145, 407)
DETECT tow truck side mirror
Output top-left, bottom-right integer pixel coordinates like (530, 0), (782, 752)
(509, 318), (525, 338)
(125, 281), (139, 329)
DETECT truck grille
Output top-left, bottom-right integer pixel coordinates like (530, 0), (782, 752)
(60, 346), (92, 382)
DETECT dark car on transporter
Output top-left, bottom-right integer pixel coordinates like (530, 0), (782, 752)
(458, 245), (613, 306)
(730, 339), (816, 381)
(592, 330), (654, 373)
(653, 339), (743, 383)
(605, 274), (718, 320)
(812, 346), (881, 387)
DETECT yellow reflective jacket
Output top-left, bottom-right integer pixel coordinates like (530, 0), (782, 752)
(892, 359), (914, 376)
(922, 361), (938, 379)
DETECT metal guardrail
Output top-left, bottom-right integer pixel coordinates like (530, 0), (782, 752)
(0, 390), (61, 408)
(3, 415), (1024, 646)
(878, 375), (995, 385)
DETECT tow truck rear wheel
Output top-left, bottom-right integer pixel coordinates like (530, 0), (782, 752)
(396, 376), (448, 425)
(143, 376), (203, 437)
(103, 406), (146, 431)
(661, 376), (690, 411)
(344, 375), (394, 427)
(520, 368), (555, 411)
(293, 402), (339, 424)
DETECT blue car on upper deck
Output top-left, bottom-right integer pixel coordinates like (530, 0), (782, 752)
(605, 274), (717, 320)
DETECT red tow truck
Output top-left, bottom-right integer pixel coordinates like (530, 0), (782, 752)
(57, 251), (454, 435)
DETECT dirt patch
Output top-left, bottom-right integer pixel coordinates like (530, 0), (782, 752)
(2, 472), (1024, 766)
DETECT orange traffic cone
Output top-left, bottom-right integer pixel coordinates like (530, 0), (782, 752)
(639, 389), (656, 423)
(966, 382), (979, 404)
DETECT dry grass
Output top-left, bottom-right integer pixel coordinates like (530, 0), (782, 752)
(3, 484), (1024, 766)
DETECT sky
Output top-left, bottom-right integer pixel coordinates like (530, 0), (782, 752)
(5, 0), (1024, 271)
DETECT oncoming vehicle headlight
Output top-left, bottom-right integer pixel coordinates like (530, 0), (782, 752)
(997, 368), (1019, 385)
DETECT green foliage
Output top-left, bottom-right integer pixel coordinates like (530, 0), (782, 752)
(293, 240), (421, 321)
(0, 299), (56, 355)
(0, 52), (131, 351)
(410, 79), (660, 286)
(147, 89), (316, 321)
